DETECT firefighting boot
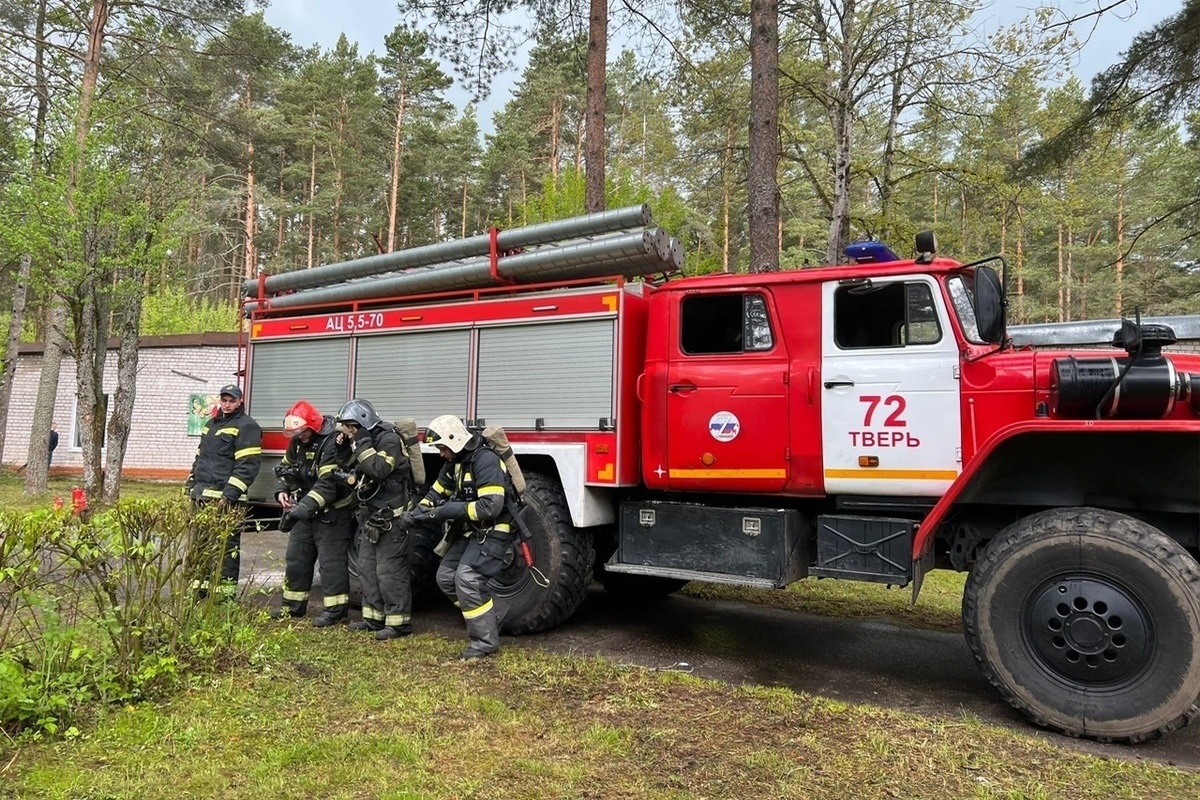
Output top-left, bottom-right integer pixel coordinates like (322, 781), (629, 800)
(349, 619), (383, 633)
(459, 647), (492, 661)
(374, 624), (413, 640)
(313, 606), (348, 628)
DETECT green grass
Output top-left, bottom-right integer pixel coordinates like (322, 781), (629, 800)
(684, 569), (966, 631)
(0, 470), (180, 513)
(4, 624), (1197, 799)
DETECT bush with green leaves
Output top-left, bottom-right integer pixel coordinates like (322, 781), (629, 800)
(0, 499), (260, 740)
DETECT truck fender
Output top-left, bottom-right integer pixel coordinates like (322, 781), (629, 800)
(913, 419), (1200, 559)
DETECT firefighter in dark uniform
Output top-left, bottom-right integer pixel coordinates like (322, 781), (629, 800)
(402, 414), (515, 660)
(335, 398), (416, 640)
(273, 400), (357, 626)
(186, 383), (262, 599)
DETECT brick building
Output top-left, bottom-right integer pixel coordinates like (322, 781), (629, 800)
(2, 333), (240, 480)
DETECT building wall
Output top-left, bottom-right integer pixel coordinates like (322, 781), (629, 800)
(2, 338), (239, 479)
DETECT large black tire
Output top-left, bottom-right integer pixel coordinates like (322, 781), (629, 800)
(963, 507), (1200, 742)
(492, 471), (595, 635)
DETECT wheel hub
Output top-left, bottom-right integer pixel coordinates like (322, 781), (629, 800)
(1026, 575), (1153, 685)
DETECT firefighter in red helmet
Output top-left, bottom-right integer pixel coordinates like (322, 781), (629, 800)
(272, 400), (357, 626)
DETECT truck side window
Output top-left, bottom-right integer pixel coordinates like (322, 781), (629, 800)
(681, 293), (775, 355)
(834, 282), (941, 349)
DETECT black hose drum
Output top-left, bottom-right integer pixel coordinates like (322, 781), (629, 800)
(1050, 354), (1192, 419)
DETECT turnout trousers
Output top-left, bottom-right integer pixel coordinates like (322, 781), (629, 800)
(357, 517), (413, 630)
(281, 506), (353, 617)
(436, 531), (512, 654)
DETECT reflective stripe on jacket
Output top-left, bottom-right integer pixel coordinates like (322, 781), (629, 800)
(189, 406), (262, 503)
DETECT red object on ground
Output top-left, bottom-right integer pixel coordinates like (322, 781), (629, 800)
(71, 487), (87, 514)
(53, 496), (64, 510)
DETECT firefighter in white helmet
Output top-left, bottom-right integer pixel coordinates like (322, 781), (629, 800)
(401, 414), (515, 660)
(272, 400), (356, 626)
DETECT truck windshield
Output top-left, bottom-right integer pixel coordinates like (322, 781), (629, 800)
(947, 272), (985, 344)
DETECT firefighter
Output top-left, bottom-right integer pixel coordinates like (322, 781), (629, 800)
(401, 414), (515, 660)
(273, 400), (356, 626)
(185, 383), (262, 600)
(335, 398), (416, 640)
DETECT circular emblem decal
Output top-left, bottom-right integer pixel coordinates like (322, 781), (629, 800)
(708, 411), (741, 442)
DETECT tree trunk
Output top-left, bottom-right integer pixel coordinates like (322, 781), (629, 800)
(748, 0), (780, 273)
(244, 145), (256, 279)
(1115, 174), (1126, 317)
(307, 132), (317, 268)
(388, 87), (407, 252)
(823, 0), (854, 265)
(0, 255), (32, 463)
(722, 120), (733, 273)
(879, 7), (913, 241)
(585, 0), (607, 213)
(461, 179), (469, 238)
(25, 301), (68, 495)
(550, 97), (561, 180)
(31, 0), (49, 169)
(60, 0), (109, 497)
(77, 259), (111, 499)
(102, 282), (144, 503)
(1057, 218), (1065, 322)
(333, 116), (345, 257)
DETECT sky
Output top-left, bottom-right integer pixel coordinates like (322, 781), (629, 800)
(261, 0), (1180, 136)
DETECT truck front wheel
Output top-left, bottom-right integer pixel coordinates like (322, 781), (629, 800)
(963, 507), (1200, 742)
(492, 471), (595, 635)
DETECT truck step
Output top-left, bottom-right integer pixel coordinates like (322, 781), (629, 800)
(602, 562), (780, 590)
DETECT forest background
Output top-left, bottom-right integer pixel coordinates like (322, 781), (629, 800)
(1, 0), (1198, 501)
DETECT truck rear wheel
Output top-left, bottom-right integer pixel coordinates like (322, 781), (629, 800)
(963, 507), (1200, 742)
(493, 471), (595, 635)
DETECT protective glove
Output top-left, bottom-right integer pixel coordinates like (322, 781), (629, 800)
(399, 505), (440, 529)
(280, 502), (314, 533)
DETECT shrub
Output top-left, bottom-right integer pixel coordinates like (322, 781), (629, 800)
(0, 499), (260, 741)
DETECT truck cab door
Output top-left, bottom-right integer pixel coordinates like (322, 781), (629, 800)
(665, 290), (789, 492)
(820, 276), (961, 496)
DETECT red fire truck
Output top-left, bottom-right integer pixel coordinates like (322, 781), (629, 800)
(241, 209), (1200, 743)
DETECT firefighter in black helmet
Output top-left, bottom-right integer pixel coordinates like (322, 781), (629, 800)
(185, 383), (261, 600)
(401, 414), (515, 660)
(273, 400), (357, 626)
(335, 398), (416, 640)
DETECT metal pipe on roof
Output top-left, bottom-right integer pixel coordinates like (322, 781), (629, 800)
(243, 204), (653, 297)
(1009, 315), (1200, 346)
(244, 228), (678, 315)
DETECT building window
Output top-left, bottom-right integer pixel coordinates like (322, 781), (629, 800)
(72, 393), (109, 449)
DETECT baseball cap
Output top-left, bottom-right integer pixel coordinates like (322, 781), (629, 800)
(219, 384), (243, 399)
